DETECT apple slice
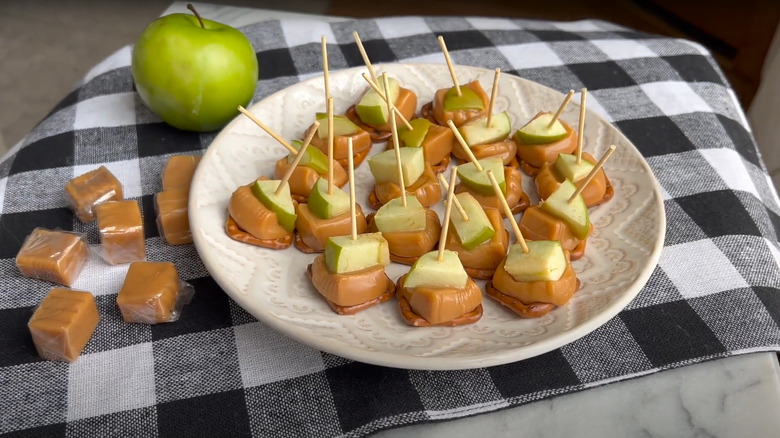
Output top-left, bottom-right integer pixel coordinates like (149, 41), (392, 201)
(324, 233), (390, 274)
(515, 113), (568, 145)
(554, 153), (595, 182)
(459, 111), (511, 146)
(287, 140), (329, 174)
(451, 192), (495, 250)
(368, 147), (425, 186)
(398, 118), (432, 148)
(373, 196), (427, 233)
(306, 178), (350, 220)
(356, 76), (401, 126)
(250, 180), (296, 232)
(456, 156), (506, 196)
(443, 86), (485, 111)
(540, 179), (590, 239)
(315, 113), (361, 140)
(403, 250), (469, 290)
(504, 240), (567, 282)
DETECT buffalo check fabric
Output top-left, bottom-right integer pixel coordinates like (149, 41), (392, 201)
(2, 16), (780, 437)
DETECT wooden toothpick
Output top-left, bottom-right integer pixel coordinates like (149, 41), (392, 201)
(568, 145), (617, 202)
(275, 122), (319, 196)
(353, 32), (378, 85)
(347, 138), (357, 240)
(486, 68), (500, 128)
(385, 73), (407, 208)
(487, 169), (528, 253)
(322, 36), (331, 105)
(577, 88), (587, 164)
(438, 168), (458, 262)
(447, 120), (482, 172)
(437, 171), (468, 221)
(327, 97), (335, 195)
(237, 106), (297, 155)
(361, 73), (414, 130)
(548, 90), (574, 129)
(438, 36), (461, 96)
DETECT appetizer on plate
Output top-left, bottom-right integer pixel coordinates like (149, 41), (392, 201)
(514, 90), (579, 176)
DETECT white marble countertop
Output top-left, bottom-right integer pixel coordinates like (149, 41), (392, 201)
(165, 3), (780, 437)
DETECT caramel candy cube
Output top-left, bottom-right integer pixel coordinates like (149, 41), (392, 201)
(16, 228), (88, 286)
(28, 288), (99, 362)
(65, 166), (123, 222)
(162, 155), (201, 192)
(117, 262), (181, 324)
(95, 200), (145, 265)
(155, 189), (191, 245)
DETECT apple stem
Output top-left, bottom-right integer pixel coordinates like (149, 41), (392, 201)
(186, 4), (205, 28)
(437, 172), (469, 221)
(568, 144), (616, 203)
(576, 88), (587, 165)
(438, 168), (458, 262)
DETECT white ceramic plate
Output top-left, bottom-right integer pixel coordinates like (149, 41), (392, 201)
(189, 63), (666, 370)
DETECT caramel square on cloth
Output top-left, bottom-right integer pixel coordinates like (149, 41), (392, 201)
(162, 155), (201, 192)
(28, 288), (100, 362)
(95, 200), (146, 265)
(155, 189), (192, 245)
(15, 228), (89, 286)
(117, 261), (181, 324)
(64, 165), (124, 223)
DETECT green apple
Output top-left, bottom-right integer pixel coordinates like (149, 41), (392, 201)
(443, 86), (485, 111)
(504, 241), (567, 282)
(307, 178), (350, 220)
(515, 113), (568, 145)
(287, 140), (329, 174)
(315, 113), (361, 139)
(368, 147), (425, 186)
(540, 179), (590, 239)
(404, 250), (468, 289)
(373, 196), (427, 233)
(324, 233), (390, 274)
(250, 180), (296, 232)
(132, 7), (258, 132)
(451, 192), (495, 250)
(398, 118), (432, 148)
(459, 111), (511, 146)
(554, 153), (595, 182)
(356, 76), (401, 125)
(457, 157), (506, 196)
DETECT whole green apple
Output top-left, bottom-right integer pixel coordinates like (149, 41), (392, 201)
(132, 5), (258, 132)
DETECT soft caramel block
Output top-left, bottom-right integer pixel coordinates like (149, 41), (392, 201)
(162, 155), (201, 192)
(16, 228), (88, 286)
(117, 261), (181, 324)
(65, 165), (123, 222)
(95, 200), (145, 265)
(155, 189), (191, 245)
(28, 288), (99, 362)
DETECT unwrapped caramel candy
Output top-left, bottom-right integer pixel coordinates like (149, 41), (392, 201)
(95, 200), (145, 265)
(162, 155), (201, 192)
(65, 166), (123, 222)
(28, 288), (99, 362)
(16, 228), (88, 286)
(117, 261), (182, 324)
(155, 189), (191, 245)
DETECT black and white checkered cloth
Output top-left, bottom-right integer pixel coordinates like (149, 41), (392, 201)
(3, 16), (780, 437)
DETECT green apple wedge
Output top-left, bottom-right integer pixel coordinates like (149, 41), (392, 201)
(315, 113), (361, 140)
(356, 76), (401, 126)
(368, 147), (425, 186)
(250, 180), (296, 232)
(287, 140), (329, 174)
(456, 156), (506, 196)
(554, 153), (595, 182)
(324, 233), (390, 274)
(504, 240), (567, 282)
(515, 113), (568, 145)
(450, 192), (495, 250)
(539, 179), (590, 239)
(306, 178), (350, 220)
(373, 196), (427, 233)
(459, 111), (511, 146)
(398, 118), (432, 148)
(443, 86), (485, 111)
(403, 250), (469, 290)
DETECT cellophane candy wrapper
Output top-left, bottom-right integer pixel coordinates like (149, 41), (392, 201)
(155, 189), (193, 245)
(64, 165), (123, 223)
(28, 288), (100, 362)
(94, 200), (146, 265)
(15, 228), (89, 286)
(116, 261), (194, 324)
